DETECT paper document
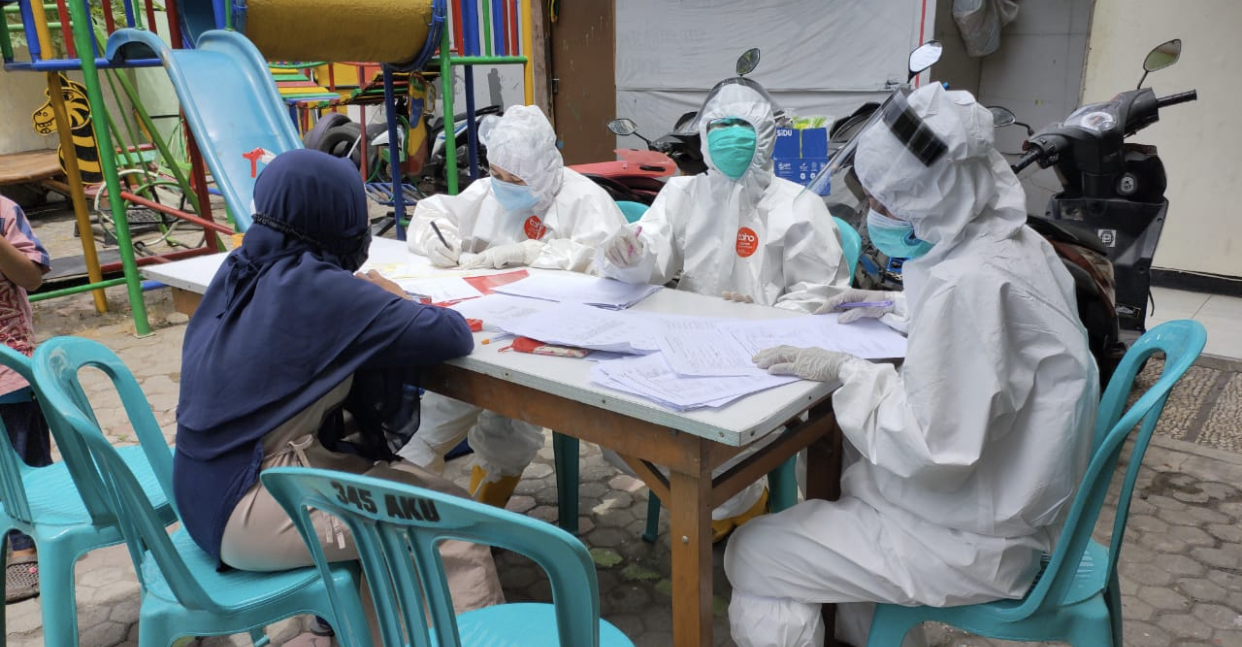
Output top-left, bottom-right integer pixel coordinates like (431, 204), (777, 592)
(591, 353), (797, 411)
(396, 276), (484, 303)
(495, 302), (660, 354)
(653, 317), (763, 377)
(449, 294), (558, 331)
(722, 314), (907, 360)
(493, 273), (661, 309)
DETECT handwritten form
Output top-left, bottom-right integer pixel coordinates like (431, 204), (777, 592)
(495, 303), (660, 354)
(493, 273), (661, 309)
(652, 317), (764, 377)
(722, 314), (907, 359)
(591, 353), (798, 411)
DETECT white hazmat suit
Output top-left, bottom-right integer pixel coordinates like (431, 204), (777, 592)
(725, 85), (1099, 647)
(401, 105), (626, 503)
(595, 81), (850, 527)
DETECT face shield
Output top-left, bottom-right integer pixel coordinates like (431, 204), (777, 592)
(808, 89), (947, 226)
(675, 76), (789, 136)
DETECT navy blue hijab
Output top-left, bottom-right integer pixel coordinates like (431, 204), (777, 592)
(175, 149), (418, 560)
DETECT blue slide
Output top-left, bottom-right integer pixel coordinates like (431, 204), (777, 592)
(105, 29), (302, 231)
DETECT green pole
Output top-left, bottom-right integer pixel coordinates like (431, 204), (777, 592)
(93, 31), (203, 216)
(480, 0), (492, 57)
(0, 16), (13, 61)
(440, 20), (458, 195)
(67, 0), (152, 335)
(30, 277), (129, 302)
(448, 55), (527, 65)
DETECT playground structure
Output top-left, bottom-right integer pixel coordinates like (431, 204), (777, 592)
(2, 0), (535, 334)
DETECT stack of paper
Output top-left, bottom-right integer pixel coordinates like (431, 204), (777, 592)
(591, 354), (798, 411)
(721, 315), (907, 359)
(493, 273), (661, 309)
(395, 276), (484, 304)
(449, 294), (558, 332)
(495, 302), (660, 354)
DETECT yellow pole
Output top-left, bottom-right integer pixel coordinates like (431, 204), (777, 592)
(521, 0), (534, 105)
(27, 0), (55, 58)
(45, 73), (109, 313)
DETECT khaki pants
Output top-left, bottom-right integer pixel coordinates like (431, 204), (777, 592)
(221, 381), (505, 643)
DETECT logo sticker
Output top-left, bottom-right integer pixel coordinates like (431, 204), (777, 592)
(524, 215), (547, 240)
(1097, 228), (1117, 247)
(736, 227), (759, 257)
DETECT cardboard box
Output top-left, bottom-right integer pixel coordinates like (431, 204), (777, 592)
(772, 127), (829, 188)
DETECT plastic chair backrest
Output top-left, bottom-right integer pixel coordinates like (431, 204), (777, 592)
(262, 467), (604, 647)
(1005, 319), (1205, 620)
(32, 337), (218, 612)
(833, 216), (861, 283)
(0, 346), (36, 524)
(616, 200), (648, 224)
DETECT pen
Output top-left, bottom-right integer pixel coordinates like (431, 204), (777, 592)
(835, 300), (893, 310)
(629, 226), (643, 256)
(430, 221), (451, 249)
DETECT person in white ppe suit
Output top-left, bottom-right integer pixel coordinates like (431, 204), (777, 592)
(724, 84), (1098, 647)
(402, 104), (626, 507)
(595, 78), (850, 540)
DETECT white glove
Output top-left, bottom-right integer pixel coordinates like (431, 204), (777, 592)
(603, 227), (645, 267)
(753, 345), (852, 383)
(462, 239), (546, 269)
(722, 291), (754, 304)
(816, 289), (896, 323)
(423, 218), (462, 268)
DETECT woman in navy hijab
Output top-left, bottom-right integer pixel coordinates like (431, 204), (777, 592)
(174, 149), (505, 635)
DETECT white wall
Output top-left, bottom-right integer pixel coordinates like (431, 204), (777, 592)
(1084, 0), (1240, 277)
(615, 0), (936, 150)
(1, 50), (63, 154)
(975, 0), (1092, 215)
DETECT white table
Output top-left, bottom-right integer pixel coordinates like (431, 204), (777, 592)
(144, 239), (845, 647)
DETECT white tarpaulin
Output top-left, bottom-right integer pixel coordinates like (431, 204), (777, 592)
(615, 0), (936, 145)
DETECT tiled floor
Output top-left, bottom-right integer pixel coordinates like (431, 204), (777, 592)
(1148, 287), (1242, 361)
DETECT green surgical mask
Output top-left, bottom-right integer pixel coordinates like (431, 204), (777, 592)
(707, 125), (757, 180)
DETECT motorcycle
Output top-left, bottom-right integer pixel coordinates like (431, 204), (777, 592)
(990, 38), (1196, 383)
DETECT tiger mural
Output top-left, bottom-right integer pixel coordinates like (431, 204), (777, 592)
(31, 74), (103, 184)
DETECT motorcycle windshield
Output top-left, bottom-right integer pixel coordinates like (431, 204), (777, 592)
(674, 76), (789, 136)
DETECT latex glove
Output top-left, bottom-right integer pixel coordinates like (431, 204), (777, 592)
(722, 291), (754, 304)
(816, 289), (896, 323)
(753, 345), (852, 382)
(603, 227), (645, 267)
(423, 218), (462, 268)
(462, 239), (546, 269)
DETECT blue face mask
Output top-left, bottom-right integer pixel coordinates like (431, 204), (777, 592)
(491, 178), (539, 213)
(867, 208), (933, 259)
(707, 125), (757, 181)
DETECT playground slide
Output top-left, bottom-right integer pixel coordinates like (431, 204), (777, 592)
(105, 29), (303, 231)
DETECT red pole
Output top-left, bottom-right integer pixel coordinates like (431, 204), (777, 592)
(164, 0), (183, 47)
(181, 122), (224, 247)
(100, 0), (118, 34)
(98, 245), (218, 273)
(118, 191), (235, 235)
(142, 0), (158, 40)
(451, 0), (464, 56)
(55, 0), (75, 58)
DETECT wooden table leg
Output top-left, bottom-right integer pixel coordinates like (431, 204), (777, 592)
(805, 415), (845, 646)
(170, 287), (202, 316)
(668, 455), (713, 647)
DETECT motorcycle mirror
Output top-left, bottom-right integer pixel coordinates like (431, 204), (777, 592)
(987, 106), (1017, 128)
(477, 114), (501, 147)
(1138, 38), (1182, 88)
(987, 105), (1035, 137)
(907, 41), (943, 81)
(607, 118), (638, 136)
(736, 48), (761, 76)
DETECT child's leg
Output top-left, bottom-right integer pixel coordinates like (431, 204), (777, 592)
(0, 396), (51, 558)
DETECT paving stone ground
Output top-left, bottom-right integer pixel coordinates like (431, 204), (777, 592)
(3, 204), (1241, 646)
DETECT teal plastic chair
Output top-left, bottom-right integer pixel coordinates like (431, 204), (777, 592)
(833, 216), (862, 284)
(0, 344), (175, 647)
(867, 319), (1207, 647)
(262, 467), (637, 647)
(32, 336), (365, 647)
(616, 200), (648, 223)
